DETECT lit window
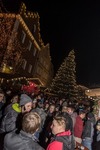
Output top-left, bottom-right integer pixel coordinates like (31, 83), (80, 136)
(33, 47), (37, 56)
(22, 59), (27, 70)
(21, 31), (26, 44)
(27, 41), (32, 51)
(28, 64), (32, 73)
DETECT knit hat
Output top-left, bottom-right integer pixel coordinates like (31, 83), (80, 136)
(19, 94), (32, 106)
(87, 112), (94, 119)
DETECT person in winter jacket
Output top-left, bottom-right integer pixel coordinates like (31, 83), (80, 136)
(46, 113), (75, 150)
(61, 106), (74, 134)
(4, 112), (44, 150)
(0, 102), (21, 133)
(95, 120), (100, 150)
(74, 110), (86, 144)
(32, 99), (47, 128)
(0, 94), (32, 133)
(67, 105), (77, 128)
(39, 104), (56, 148)
(3, 93), (19, 116)
(82, 112), (96, 150)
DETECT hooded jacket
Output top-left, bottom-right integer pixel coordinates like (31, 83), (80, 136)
(0, 103), (21, 133)
(46, 130), (75, 150)
(32, 107), (47, 128)
(82, 118), (95, 140)
(4, 130), (44, 150)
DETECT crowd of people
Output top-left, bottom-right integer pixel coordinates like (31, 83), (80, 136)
(0, 88), (100, 150)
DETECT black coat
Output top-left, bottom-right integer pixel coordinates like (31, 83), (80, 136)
(0, 102), (5, 119)
(96, 141), (100, 150)
(82, 119), (95, 140)
(4, 130), (44, 150)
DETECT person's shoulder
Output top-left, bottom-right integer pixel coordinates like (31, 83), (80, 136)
(5, 131), (17, 138)
(5, 130), (19, 140)
(46, 141), (63, 150)
(72, 112), (78, 117)
(34, 142), (44, 150)
(4, 131), (18, 144)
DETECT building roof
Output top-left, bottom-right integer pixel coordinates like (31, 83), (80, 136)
(85, 88), (100, 97)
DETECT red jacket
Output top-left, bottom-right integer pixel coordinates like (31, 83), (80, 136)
(46, 130), (71, 150)
(74, 115), (83, 138)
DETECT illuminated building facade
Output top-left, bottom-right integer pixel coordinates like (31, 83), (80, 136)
(0, 3), (54, 87)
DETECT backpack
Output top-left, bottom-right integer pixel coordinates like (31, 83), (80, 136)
(54, 135), (75, 150)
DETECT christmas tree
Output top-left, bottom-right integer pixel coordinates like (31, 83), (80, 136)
(50, 49), (78, 99)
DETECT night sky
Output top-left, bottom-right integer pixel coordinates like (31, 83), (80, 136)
(2, 0), (100, 87)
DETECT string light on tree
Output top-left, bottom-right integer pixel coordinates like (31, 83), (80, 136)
(50, 49), (78, 100)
